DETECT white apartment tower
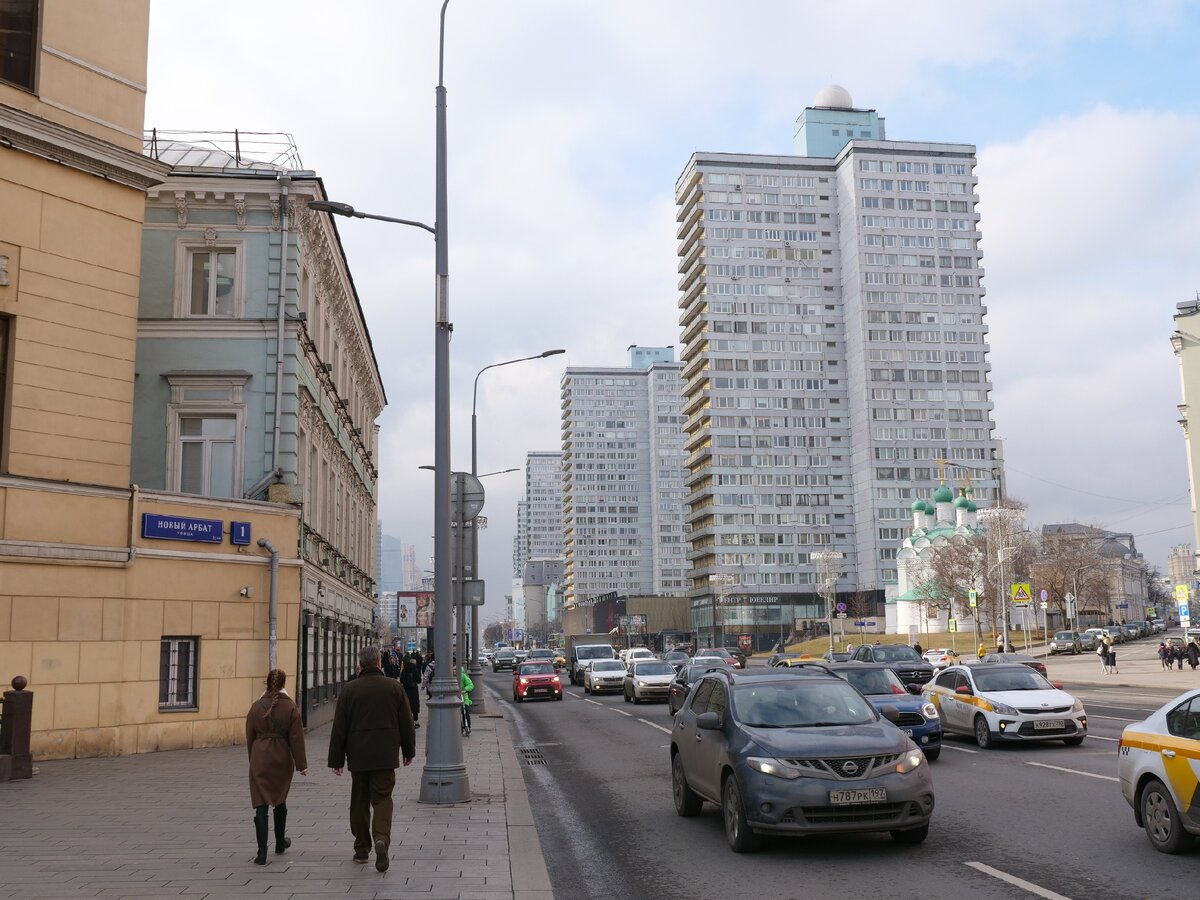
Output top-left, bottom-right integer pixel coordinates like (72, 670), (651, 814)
(677, 86), (1002, 644)
(525, 451), (565, 561)
(561, 347), (688, 606)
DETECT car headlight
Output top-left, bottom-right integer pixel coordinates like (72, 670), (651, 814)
(987, 699), (1019, 716)
(921, 702), (939, 719)
(895, 751), (924, 774)
(1072, 698), (1085, 714)
(637, 680), (647, 688)
(746, 757), (803, 780)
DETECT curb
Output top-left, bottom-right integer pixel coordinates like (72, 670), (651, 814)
(489, 686), (554, 900)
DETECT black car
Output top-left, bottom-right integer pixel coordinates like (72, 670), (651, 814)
(670, 667), (934, 852)
(849, 644), (935, 686)
(492, 649), (518, 672)
(662, 650), (691, 672)
(668, 662), (731, 715)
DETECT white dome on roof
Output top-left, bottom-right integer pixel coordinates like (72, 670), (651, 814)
(812, 84), (853, 109)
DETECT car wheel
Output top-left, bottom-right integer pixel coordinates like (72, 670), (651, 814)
(722, 773), (761, 853)
(890, 824), (929, 844)
(624, 690), (632, 703)
(514, 691), (522, 703)
(973, 714), (994, 749)
(556, 692), (563, 701)
(633, 692), (642, 705)
(1141, 778), (1195, 854)
(583, 682), (590, 694)
(671, 752), (703, 817)
(1063, 736), (1085, 746)
(923, 747), (941, 762)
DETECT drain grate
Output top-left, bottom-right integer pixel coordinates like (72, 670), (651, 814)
(517, 747), (548, 765)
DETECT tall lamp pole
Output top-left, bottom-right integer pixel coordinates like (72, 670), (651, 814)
(309, 0), (467, 804)
(469, 349), (564, 711)
(814, 550), (844, 657)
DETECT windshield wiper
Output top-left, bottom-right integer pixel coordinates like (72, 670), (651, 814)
(742, 722), (783, 728)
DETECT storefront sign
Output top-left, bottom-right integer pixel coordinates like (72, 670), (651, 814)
(141, 513), (223, 544)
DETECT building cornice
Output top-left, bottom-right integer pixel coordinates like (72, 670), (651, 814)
(0, 102), (169, 190)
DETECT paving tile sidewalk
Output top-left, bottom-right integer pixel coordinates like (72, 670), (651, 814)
(0, 701), (550, 900)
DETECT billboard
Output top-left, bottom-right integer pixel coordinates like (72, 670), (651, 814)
(396, 596), (416, 627)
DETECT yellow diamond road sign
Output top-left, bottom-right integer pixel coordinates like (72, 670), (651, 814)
(1011, 583), (1032, 606)
(1176, 585), (1190, 604)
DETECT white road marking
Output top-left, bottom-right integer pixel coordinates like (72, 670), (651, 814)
(584, 698), (603, 706)
(1025, 761), (1119, 782)
(1087, 714), (1137, 721)
(941, 744), (979, 754)
(616, 710), (634, 717)
(965, 861), (1073, 899)
(637, 718), (672, 734)
(1087, 735), (1120, 742)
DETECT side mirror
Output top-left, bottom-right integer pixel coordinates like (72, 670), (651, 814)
(880, 705), (901, 723)
(907, 683), (923, 695)
(955, 685), (973, 696)
(696, 711), (722, 731)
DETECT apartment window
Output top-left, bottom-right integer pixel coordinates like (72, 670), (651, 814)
(165, 373), (248, 499)
(0, 1), (38, 90)
(159, 637), (198, 711)
(174, 239), (246, 318)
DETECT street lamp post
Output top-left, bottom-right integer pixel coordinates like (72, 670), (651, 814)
(469, 349), (564, 711)
(813, 550), (844, 658)
(310, 0), (467, 804)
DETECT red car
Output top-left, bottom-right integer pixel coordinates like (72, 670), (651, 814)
(512, 661), (563, 702)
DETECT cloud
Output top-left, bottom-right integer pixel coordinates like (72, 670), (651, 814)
(978, 105), (1200, 564)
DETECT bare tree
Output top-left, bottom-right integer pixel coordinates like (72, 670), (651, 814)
(1030, 526), (1111, 628)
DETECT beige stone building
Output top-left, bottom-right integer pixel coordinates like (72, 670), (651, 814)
(0, 1), (321, 760)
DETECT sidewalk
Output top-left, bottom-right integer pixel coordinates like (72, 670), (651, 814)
(0, 695), (551, 900)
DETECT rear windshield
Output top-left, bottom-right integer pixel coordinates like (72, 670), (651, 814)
(578, 646), (615, 660)
(871, 645), (921, 662)
(839, 667), (906, 695)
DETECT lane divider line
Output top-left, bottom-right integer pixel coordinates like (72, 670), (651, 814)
(616, 710), (634, 717)
(1086, 714), (1137, 721)
(941, 744), (979, 754)
(964, 861), (1073, 900)
(1087, 735), (1119, 742)
(637, 718), (673, 734)
(1025, 761), (1119, 782)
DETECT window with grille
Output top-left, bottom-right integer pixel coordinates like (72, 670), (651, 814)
(159, 637), (198, 711)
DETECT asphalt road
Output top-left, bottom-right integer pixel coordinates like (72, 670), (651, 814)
(481, 639), (1198, 900)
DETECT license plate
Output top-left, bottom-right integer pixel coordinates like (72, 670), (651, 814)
(1033, 719), (1065, 730)
(829, 788), (887, 805)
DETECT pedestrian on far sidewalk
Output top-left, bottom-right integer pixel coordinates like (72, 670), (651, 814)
(1187, 640), (1199, 671)
(1159, 642), (1170, 671)
(327, 646), (416, 873)
(400, 650), (422, 729)
(246, 669), (307, 866)
(422, 652), (435, 700)
(977, 642), (986, 661)
(1096, 639), (1109, 675)
(1107, 640), (1118, 675)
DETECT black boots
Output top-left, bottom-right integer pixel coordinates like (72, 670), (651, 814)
(253, 805), (269, 865)
(274, 804), (291, 854)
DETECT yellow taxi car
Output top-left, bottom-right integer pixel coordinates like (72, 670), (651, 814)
(921, 663), (1086, 749)
(1118, 688), (1200, 853)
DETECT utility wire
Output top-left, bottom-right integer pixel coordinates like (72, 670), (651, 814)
(1007, 464), (1189, 506)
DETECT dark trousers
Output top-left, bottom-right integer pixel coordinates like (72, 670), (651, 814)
(403, 682), (420, 721)
(349, 769), (396, 853)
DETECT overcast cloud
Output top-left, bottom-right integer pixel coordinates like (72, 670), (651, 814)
(144, 1), (1200, 624)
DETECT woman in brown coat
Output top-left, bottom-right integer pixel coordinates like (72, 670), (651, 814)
(246, 669), (307, 865)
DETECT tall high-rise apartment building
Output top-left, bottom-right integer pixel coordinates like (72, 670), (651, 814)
(677, 86), (1002, 644)
(561, 347), (687, 605)
(525, 451), (565, 561)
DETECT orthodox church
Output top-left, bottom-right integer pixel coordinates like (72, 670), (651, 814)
(886, 481), (984, 636)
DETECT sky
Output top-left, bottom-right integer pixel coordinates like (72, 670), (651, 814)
(144, 1), (1200, 626)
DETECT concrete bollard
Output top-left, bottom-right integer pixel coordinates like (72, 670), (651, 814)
(0, 675), (33, 781)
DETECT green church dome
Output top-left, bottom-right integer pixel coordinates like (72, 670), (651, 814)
(933, 483), (954, 503)
(911, 499), (926, 512)
(967, 501), (977, 512)
(954, 494), (970, 509)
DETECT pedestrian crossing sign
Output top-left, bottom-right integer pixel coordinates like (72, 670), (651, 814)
(968, 590), (977, 608)
(1176, 585), (1189, 604)
(1011, 583), (1032, 606)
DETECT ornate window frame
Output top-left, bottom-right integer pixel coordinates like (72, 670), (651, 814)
(173, 234), (247, 319)
(164, 372), (250, 498)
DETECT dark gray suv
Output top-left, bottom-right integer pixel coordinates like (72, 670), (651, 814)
(670, 669), (934, 852)
(850, 644), (935, 686)
(492, 649), (517, 672)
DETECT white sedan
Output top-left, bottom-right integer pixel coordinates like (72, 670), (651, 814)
(922, 663), (1087, 749)
(922, 648), (960, 669)
(1119, 688), (1200, 853)
(583, 659), (627, 695)
(623, 659), (676, 703)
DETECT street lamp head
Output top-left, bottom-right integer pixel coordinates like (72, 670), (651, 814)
(308, 199), (357, 217)
(541, 349), (566, 358)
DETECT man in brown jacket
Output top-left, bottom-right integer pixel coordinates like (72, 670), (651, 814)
(328, 646), (416, 872)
